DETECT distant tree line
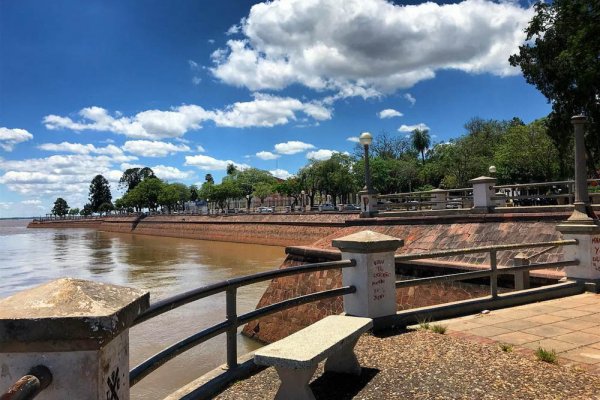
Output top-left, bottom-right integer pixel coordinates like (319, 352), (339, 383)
(49, 115), (575, 216)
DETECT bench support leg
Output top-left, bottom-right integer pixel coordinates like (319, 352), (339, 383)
(324, 337), (361, 375)
(274, 365), (317, 400)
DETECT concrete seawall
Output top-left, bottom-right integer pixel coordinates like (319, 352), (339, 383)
(27, 214), (359, 247)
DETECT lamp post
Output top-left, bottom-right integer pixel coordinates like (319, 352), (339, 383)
(301, 190), (305, 213)
(488, 165), (496, 176)
(360, 132), (374, 194)
(359, 132), (378, 217)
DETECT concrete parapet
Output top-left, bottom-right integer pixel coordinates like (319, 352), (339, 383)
(0, 278), (149, 399)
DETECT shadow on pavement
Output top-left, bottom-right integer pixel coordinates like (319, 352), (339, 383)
(310, 367), (380, 399)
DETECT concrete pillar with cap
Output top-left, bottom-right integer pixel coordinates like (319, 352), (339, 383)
(0, 278), (149, 399)
(333, 230), (403, 318)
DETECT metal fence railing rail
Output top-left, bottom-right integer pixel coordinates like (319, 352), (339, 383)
(395, 239), (579, 299)
(129, 259), (356, 386)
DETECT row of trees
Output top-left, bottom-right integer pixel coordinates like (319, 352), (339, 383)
(50, 115), (571, 216)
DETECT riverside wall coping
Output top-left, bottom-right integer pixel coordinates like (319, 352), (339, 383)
(0, 278), (149, 351)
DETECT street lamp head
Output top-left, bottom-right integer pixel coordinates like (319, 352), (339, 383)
(301, 190), (305, 195)
(359, 132), (373, 146)
(488, 165), (497, 174)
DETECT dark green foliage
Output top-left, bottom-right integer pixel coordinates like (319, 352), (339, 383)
(51, 197), (69, 216)
(88, 175), (112, 212)
(509, 0), (600, 173)
(119, 167), (155, 192)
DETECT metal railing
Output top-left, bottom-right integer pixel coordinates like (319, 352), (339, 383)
(378, 187), (472, 211)
(394, 240), (579, 298)
(129, 259), (356, 386)
(0, 366), (52, 400)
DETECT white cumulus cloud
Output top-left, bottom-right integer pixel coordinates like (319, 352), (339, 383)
(306, 149), (348, 161)
(269, 169), (292, 179)
(211, 0), (533, 96)
(378, 109), (403, 119)
(211, 93), (331, 128)
(122, 140), (191, 157)
(38, 142), (136, 163)
(399, 123), (430, 133)
(43, 95), (331, 138)
(404, 93), (416, 106)
(274, 141), (315, 155)
(346, 137), (360, 143)
(256, 151), (280, 160)
(0, 127), (33, 151)
(150, 165), (195, 181)
(184, 155), (250, 171)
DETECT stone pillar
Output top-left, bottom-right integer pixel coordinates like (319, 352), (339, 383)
(556, 224), (600, 290)
(556, 115), (600, 291)
(469, 176), (497, 211)
(430, 189), (448, 210)
(0, 278), (149, 399)
(359, 190), (378, 218)
(333, 231), (403, 318)
(512, 253), (530, 290)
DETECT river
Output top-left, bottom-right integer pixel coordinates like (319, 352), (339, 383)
(0, 219), (286, 399)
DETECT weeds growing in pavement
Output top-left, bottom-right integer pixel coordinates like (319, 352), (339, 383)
(499, 343), (513, 352)
(417, 317), (431, 331)
(535, 347), (557, 364)
(430, 324), (447, 334)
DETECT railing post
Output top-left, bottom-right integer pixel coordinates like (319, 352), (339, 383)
(556, 114), (600, 292)
(490, 250), (498, 298)
(225, 286), (238, 369)
(469, 176), (497, 212)
(332, 230), (403, 319)
(0, 278), (149, 399)
(512, 253), (530, 290)
(431, 189), (448, 210)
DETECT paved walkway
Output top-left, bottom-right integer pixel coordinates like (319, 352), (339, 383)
(438, 293), (600, 373)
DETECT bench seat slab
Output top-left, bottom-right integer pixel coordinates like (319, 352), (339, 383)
(254, 315), (373, 369)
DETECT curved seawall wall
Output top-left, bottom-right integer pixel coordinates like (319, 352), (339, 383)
(28, 214), (358, 247)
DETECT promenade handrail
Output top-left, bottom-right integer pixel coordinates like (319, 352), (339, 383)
(129, 258), (356, 386)
(394, 239), (579, 299)
(0, 366), (52, 400)
(395, 240), (577, 262)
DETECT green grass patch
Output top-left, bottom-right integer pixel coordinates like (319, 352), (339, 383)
(499, 343), (513, 352)
(535, 347), (558, 364)
(430, 324), (447, 334)
(417, 317), (431, 331)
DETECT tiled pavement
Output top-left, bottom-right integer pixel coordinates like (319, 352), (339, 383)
(436, 293), (600, 373)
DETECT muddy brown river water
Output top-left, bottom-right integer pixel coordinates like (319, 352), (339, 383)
(0, 219), (285, 399)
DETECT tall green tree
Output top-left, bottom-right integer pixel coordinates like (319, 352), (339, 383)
(412, 129), (431, 163)
(118, 167), (155, 192)
(494, 119), (560, 183)
(252, 182), (274, 205)
(89, 175), (112, 212)
(229, 168), (276, 209)
(52, 197), (69, 217)
(509, 0), (600, 173)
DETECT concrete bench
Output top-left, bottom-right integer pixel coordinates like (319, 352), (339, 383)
(254, 315), (373, 400)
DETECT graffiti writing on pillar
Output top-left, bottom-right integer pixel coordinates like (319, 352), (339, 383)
(106, 367), (120, 400)
(593, 237), (600, 272)
(371, 259), (390, 301)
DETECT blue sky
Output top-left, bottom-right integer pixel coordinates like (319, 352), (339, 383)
(0, 0), (550, 217)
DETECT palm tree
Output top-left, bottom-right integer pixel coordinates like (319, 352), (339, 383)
(412, 128), (431, 163)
